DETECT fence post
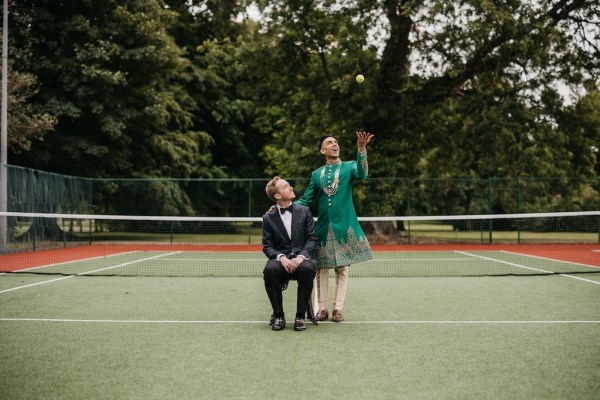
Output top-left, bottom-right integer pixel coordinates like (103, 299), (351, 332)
(88, 179), (93, 245)
(516, 177), (521, 244)
(487, 177), (493, 244)
(170, 180), (176, 244)
(248, 180), (253, 245)
(0, 164), (6, 253)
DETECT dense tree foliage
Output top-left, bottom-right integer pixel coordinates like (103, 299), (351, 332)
(5, 64), (56, 154)
(9, 0), (213, 179)
(3, 0), (599, 215)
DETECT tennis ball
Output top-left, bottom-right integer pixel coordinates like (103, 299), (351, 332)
(356, 74), (365, 84)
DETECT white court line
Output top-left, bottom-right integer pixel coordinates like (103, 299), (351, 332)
(153, 257), (476, 262)
(500, 250), (600, 285)
(0, 251), (139, 276)
(500, 250), (600, 269)
(78, 251), (180, 275)
(456, 251), (600, 285)
(0, 276), (75, 294)
(0, 318), (598, 325)
(0, 252), (181, 294)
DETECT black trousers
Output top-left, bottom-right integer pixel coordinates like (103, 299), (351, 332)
(263, 259), (316, 317)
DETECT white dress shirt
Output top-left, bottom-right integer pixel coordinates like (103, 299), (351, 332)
(275, 204), (305, 262)
(278, 204), (292, 238)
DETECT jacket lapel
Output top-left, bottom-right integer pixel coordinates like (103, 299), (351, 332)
(290, 206), (302, 243)
(269, 208), (291, 241)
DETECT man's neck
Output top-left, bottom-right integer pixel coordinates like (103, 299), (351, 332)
(325, 156), (339, 165)
(277, 201), (292, 208)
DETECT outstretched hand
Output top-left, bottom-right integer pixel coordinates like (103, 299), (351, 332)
(356, 131), (374, 152)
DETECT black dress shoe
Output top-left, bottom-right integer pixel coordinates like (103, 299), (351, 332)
(293, 318), (307, 331)
(272, 317), (286, 331)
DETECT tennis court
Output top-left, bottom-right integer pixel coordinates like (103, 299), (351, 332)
(1, 246), (599, 399)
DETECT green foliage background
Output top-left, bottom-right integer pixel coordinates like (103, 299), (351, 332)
(4, 0), (600, 216)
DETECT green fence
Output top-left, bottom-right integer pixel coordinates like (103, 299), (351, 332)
(6, 165), (600, 217)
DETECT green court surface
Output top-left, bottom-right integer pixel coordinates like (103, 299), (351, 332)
(1, 254), (599, 399)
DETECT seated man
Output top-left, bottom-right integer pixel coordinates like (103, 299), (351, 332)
(262, 176), (317, 331)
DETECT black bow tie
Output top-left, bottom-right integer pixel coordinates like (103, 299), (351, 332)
(279, 205), (293, 214)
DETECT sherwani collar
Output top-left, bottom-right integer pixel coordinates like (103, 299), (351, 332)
(325, 158), (342, 166)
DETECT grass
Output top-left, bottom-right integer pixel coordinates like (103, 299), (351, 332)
(1, 275), (599, 399)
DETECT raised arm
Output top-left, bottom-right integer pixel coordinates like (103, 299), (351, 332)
(355, 131), (374, 179)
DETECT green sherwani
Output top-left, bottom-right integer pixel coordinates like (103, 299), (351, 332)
(296, 150), (373, 268)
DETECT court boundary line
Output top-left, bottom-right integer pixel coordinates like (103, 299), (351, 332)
(0, 276), (75, 294)
(78, 251), (181, 275)
(0, 251), (181, 294)
(152, 257), (478, 262)
(499, 249), (598, 269)
(0, 317), (599, 325)
(0, 250), (139, 276)
(456, 251), (600, 285)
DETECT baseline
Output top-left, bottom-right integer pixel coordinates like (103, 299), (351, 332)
(0, 251), (181, 294)
(1, 317), (599, 325)
(0, 251), (138, 276)
(456, 251), (600, 285)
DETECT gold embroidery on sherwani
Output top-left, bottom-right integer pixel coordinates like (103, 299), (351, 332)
(317, 224), (373, 268)
(358, 151), (368, 176)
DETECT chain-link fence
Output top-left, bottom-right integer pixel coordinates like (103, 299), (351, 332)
(6, 165), (599, 217)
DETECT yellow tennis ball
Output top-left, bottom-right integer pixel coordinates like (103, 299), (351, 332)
(356, 74), (365, 84)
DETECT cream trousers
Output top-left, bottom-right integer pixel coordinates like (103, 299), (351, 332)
(316, 266), (349, 312)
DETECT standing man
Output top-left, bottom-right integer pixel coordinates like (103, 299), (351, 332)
(263, 176), (317, 331)
(295, 132), (374, 322)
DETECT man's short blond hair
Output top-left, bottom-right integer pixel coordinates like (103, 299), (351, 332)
(265, 176), (281, 201)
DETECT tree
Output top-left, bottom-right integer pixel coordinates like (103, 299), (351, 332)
(4, 64), (56, 154)
(250, 0), (599, 216)
(7, 0), (599, 219)
(9, 0), (214, 180)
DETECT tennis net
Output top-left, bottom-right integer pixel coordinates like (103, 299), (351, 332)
(0, 211), (598, 277)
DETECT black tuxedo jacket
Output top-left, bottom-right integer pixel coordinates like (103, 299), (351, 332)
(262, 204), (317, 262)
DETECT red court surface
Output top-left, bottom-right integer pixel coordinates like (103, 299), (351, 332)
(1, 243), (599, 272)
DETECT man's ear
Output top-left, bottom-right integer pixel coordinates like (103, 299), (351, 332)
(274, 193), (281, 200)
(320, 147), (326, 155)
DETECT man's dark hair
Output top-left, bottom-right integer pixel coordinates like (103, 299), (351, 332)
(318, 134), (334, 152)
